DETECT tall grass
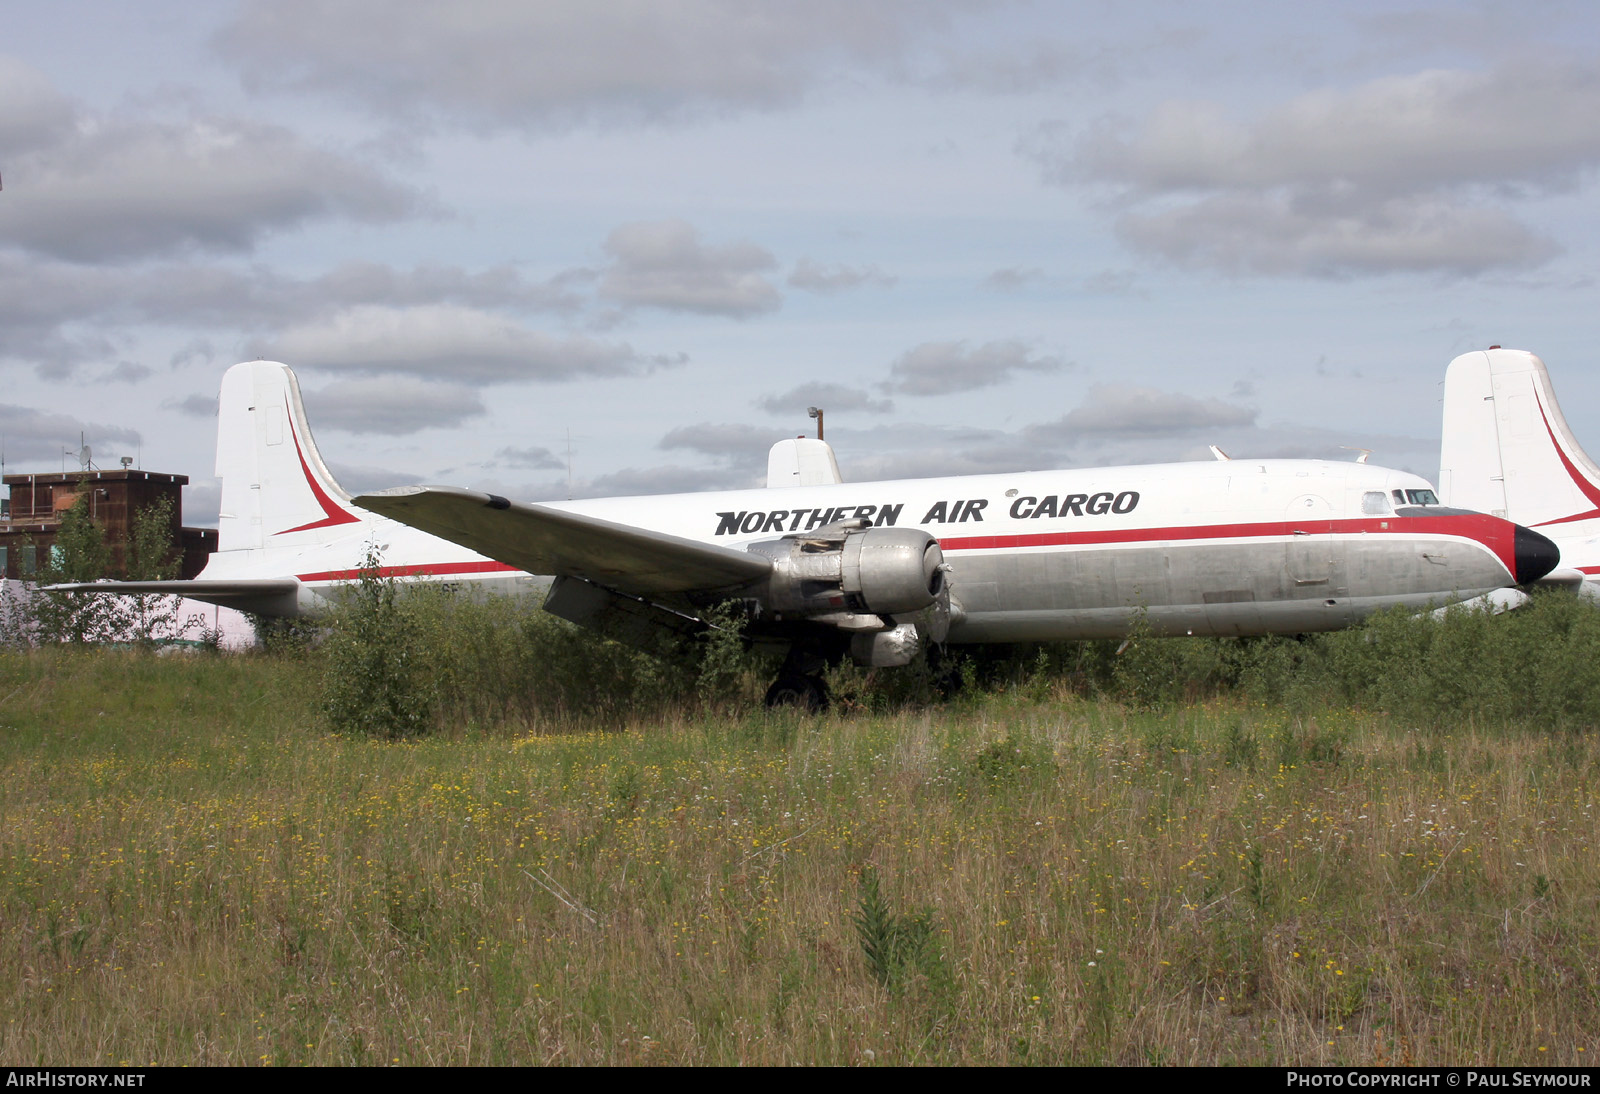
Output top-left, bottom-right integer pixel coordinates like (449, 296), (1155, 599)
(2, 596), (1598, 1064)
(317, 580), (769, 737)
(968, 592), (1600, 728)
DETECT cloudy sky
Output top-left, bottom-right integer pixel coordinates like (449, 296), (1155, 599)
(5, 0), (1600, 525)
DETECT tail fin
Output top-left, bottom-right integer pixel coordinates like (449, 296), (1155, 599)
(216, 361), (366, 552)
(1440, 348), (1600, 529)
(766, 437), (843, 487)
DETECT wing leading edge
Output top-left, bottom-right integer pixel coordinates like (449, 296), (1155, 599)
(354, 485), (772, 597)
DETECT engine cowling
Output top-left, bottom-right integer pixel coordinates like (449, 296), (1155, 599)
(745, 521), (947, 619)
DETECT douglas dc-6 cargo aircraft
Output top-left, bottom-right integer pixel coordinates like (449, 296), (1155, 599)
(58, 360), (1559, 707)
(1441, 346), (1600, 599)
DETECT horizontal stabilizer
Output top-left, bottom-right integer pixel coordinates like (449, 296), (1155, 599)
(1427, 587), (1530, 619)
(45, 578), (302, 616)
(355, 485), (772, 597)
(1533, 566), (1588, 591)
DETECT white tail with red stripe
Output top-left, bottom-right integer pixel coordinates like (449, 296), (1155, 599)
(216, 360), (366, 552)
(1440, 347), (1599, 589)
(196, 361), (531, 612)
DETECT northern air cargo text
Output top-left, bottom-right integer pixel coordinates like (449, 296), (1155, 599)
(713, 491), (1141, 536)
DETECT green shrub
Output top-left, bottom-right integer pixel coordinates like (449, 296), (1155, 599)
(321, 548), (436, 738)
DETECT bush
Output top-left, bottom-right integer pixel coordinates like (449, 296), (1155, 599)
(318, 559), (776, 735)
(321, 548), (436, 738)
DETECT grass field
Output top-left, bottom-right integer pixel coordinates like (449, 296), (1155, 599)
(2, 637), (1597, 1066)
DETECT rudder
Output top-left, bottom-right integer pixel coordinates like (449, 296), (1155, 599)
(215, 361), (365, 553)
(1440, 348), (1600, 529)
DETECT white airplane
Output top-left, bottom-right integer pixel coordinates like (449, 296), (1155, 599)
(1440, 346), (1600, 597)
(60, 359), (1558, 707)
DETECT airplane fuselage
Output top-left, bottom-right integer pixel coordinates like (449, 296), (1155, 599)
(206, 455), (1529, 639)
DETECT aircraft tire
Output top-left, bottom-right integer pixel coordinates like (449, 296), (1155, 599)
(764, 673), (829, 713)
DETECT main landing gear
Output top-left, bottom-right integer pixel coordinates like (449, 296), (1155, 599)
(763, 645), (830, 712)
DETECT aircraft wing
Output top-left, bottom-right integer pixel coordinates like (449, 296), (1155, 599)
(355, 485), (772, 597)
(43, 578), (301, 615)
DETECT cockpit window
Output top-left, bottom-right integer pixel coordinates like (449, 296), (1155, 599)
(1404, 489), (1439, 506)
(1362, 491), (1390, 515)
(1392, 489), (1405, 505)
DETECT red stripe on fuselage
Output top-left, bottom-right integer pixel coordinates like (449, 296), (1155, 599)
(298, 560), (523, 583)
(297, 515), (1519, 586)
(939, 513), (1519, 577)
(275, 397), (363, 535)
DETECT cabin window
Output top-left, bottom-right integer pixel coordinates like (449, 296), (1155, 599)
(1404, 489), (1439, 506)
(1362, 491), (1390, 515)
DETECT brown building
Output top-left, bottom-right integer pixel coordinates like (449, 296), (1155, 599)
(0, 469), (216, 581)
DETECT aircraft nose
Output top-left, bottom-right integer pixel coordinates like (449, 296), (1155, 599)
(1514, 524), (1561, 584)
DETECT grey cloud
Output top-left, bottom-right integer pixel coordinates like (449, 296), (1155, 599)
(884, 339), (1063, 396)
(821, 422), (1041, 481)
(1031, 62), (1600, 276)
(983, 267), (1045, 292)
(100, 362), (153, 384)
(580, 464), (757, 498)
(0, 91), (424, 262)
(308, 261), (583, 314)
(1069, 64), (1600, 194)
(788, 258), (895, 294)
(921, 41), (1094, 95)
(1080, 269), (1140, 295)
(0, 403), (140, 463)
(0, 254), (593, 378)
(496, 446), (564, 470)
(252, 304), (687, 383)
(166, 394), (218, 418)
(304, 377), (487, 434)
(758, 382), (893, 416)
(599, 220), (781, 317)
(328, 462), (427, 494)
(0, 58), (76, 154)
(216, 0), (964, 131)
(659, 422), (777, 466)
(1115, 193), (1556, 277)
(170, 339), (217, 370)
(1046, 385), (1256, 438)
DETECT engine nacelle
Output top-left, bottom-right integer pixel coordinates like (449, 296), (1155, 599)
(745, 521), (947, 620)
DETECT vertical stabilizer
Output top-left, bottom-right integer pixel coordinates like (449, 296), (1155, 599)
(215, 361), (364, 553)
(1441, 348), (1600, 529)
(766, 438), (844, 487)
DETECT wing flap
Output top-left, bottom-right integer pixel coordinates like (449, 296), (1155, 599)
(355, 485), (771, 597)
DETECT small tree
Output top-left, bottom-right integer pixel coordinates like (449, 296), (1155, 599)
(122, 494), (185, 644)
(29, 490), (125, 644)
(322, 545), (436, 738)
